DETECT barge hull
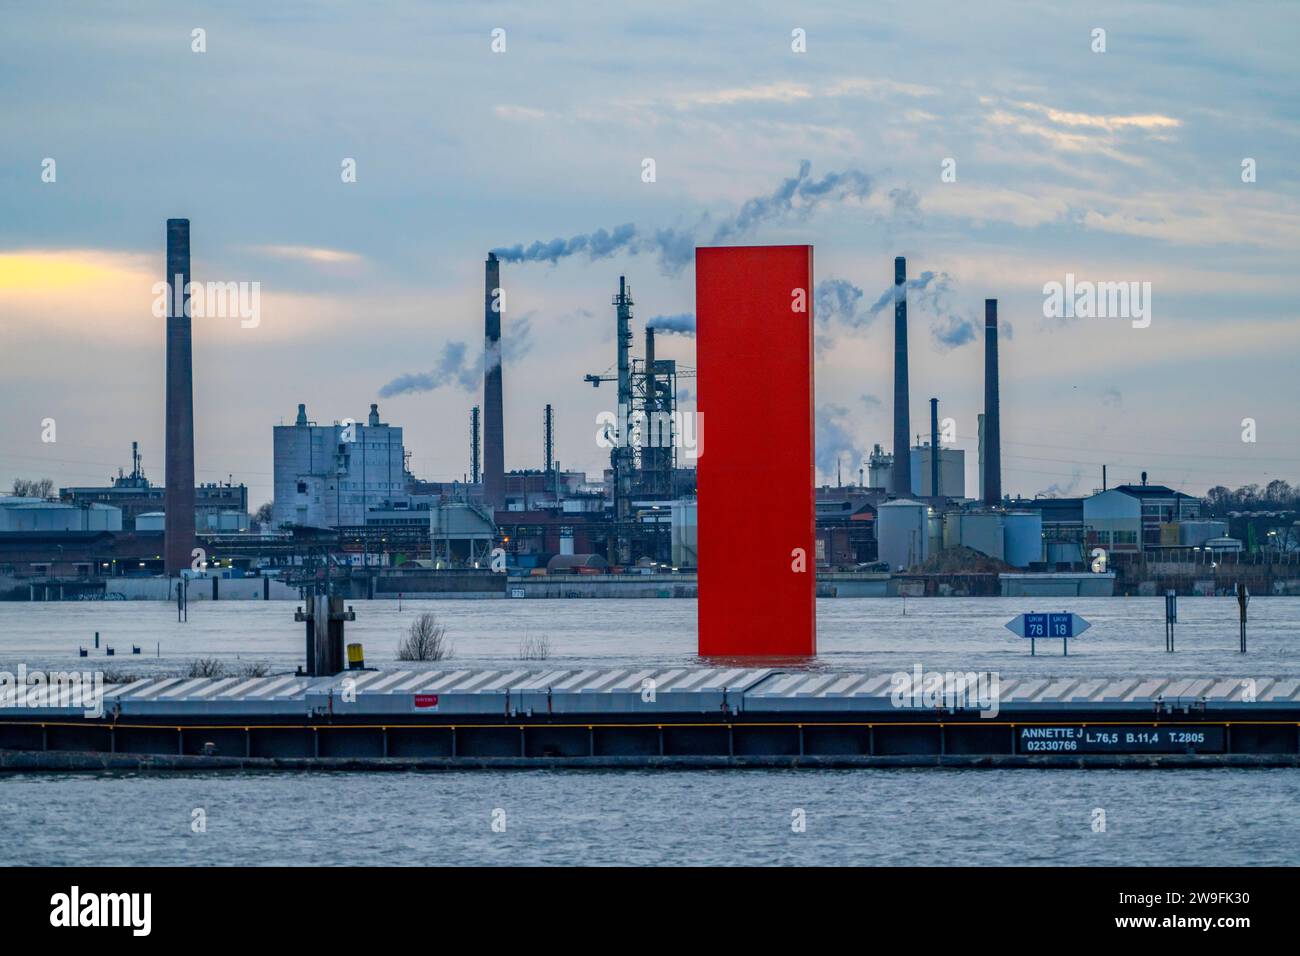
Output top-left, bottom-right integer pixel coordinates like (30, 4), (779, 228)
(3, 668), (1298, 768)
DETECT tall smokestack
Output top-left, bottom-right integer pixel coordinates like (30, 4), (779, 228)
(164, 219), (196, 575)
(891, 257), (911, 496)
(482, 253), (505, 509)
(983, 298), (1002, 507)
(470, 405), (480, 485)
(544, 403), (554, 475)
(929, 397), (940, 497)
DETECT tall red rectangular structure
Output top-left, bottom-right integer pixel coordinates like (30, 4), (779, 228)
(696, 245), (816, 657)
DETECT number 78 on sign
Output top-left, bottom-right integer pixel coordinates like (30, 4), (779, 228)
(1005, 613), (1091, 640)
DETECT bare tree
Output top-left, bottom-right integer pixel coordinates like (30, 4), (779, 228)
(11, 478), (55, 498)
(397, 612), (453, 661)
(186, 658), (227, 678)
(516, 633), (551, 661)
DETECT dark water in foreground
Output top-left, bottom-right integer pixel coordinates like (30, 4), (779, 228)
(2, 768), (1297, 866)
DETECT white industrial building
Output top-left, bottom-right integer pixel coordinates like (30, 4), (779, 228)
(909, 444), (965, 498)
(272, 403), (410, 530)
(1082, 483), (1200, 553)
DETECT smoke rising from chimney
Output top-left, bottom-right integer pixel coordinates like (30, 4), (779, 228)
(647, 274), (922, 343)
(645, 313), (696, 336)
(378, 342), (479, 397)
(491, 160), (887, 275)
(815, 404), (863, 479)
(864, 269), (1009, 351)
(378, 315), (534, 398)
(815, 278), (871, 329)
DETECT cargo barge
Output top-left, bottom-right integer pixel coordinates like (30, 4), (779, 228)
(3, 668), (1299, 769)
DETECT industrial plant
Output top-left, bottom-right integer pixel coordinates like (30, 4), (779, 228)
(1, 224), (1296, 602)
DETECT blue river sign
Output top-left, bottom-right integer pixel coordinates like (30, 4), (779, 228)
(1005, 612), (1091, 656)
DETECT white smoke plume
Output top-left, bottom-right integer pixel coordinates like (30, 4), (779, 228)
(815, 404), (863, 478)
(379, 316), (535, 397)
(379, 341), (478, 397)
(491, 160), (885, 275)
(864, 269), (988, 351)
(645, 313), (696, 336)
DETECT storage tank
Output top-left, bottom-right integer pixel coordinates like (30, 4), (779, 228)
(927, 509), (943, 557)
(941, 510), (961, 550)
(136, 511), (166, 532)
(1002, 510), (1043, 568)
(958, 511), (1005, 560)
(877, 500), (929, 571)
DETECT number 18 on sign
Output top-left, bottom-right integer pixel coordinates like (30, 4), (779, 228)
(1005, 612), (1090, 656)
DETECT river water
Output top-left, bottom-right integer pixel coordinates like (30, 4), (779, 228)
(2, 768), (1297, 866)
(1, 597), (1297, 866)
(0, 595), (1293, 677)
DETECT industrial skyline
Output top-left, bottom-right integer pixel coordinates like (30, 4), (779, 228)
(3, 2), (1300, 510)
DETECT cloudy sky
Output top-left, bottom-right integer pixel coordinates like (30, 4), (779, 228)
(2, 1), (1298, 507)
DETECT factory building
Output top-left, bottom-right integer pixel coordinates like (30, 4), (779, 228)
(815, 495), (878, 567)
(1083, 482), (1201, 554)
(1010, 480), (1203, 562)
(0, 530), (164, 580)
(909, 444), (965, 499)
(272, 402), (410, 530)
(502, 470), (590, 511)
(60, 443), (247, 531)
(62, 481), (246, 531)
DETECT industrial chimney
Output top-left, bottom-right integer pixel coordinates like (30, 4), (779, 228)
(482, 253), (505, 509)
(890, 257), (912, 496)
(164, 219), (196, 576)
(929, 397), (940, 498)
(470, 405), (481, 485)
(983, 299), (1002, 507)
